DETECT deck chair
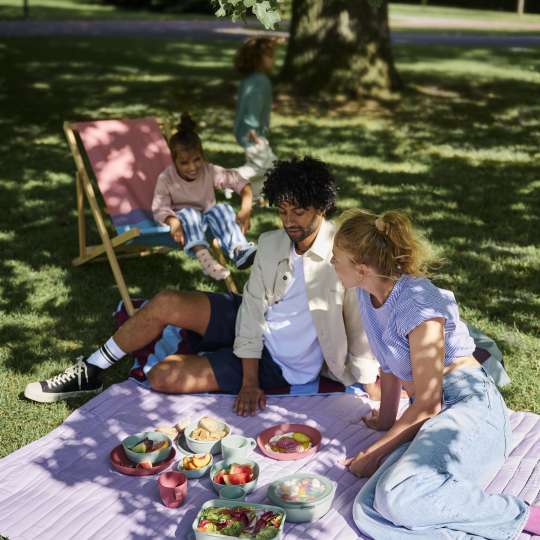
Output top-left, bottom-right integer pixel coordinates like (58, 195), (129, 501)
(63, 117), (238, 317)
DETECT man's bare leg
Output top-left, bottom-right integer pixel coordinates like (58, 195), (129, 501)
(113, 290), (211, 353)
(24, 290), (214, 403)
(147, 354), (219, 393)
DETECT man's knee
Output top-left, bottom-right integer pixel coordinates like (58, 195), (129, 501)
(147, 357), (184, 393)
(146, 289), (188, 322)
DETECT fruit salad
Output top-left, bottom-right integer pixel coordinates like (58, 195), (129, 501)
(267, 432), (312, 454)
(183, 454), (212, 470)
(196, 506), (283, 539)
(130, 437), (169, 453)
(213, 463), (255, 486)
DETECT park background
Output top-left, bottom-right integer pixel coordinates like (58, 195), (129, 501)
(0, 0), (539, 460)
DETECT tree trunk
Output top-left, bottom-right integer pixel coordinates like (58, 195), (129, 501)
(517, 0), (525, 15)
(280, 0), (401, 99)
(23, 0), (29, 18)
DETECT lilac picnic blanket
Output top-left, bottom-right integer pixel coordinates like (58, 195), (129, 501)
(1, 381), (539, 540)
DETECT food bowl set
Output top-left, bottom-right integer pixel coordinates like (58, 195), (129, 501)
(115, 420), (335, 531)
(192, 499), (285, 540)
(266, 473), (336, 523)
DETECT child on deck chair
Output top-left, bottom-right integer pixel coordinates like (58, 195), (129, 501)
(152, 113), (256, 281)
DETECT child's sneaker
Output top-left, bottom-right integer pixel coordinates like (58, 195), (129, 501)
(234, 243), (257, 270)
(24, 358), (103, 403)
(196, 248), (230, 281)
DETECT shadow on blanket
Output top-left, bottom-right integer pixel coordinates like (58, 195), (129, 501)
(1, 380), (538, 540)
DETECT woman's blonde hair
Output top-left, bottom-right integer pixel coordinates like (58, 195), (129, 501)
(335, 209), (438, 278)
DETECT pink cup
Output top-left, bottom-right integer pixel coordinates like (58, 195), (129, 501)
(158, 471), (187, 508)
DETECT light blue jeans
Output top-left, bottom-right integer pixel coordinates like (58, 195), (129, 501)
(353, 366), (530, 539)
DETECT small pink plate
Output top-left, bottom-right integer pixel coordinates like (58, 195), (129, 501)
(110, 444), (176, 476)
(257, 423), (321, 461)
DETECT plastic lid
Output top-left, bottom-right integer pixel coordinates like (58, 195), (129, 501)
(267, 474), (334, 506)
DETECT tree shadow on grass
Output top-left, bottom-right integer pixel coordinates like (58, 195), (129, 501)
(0, 37), (539, 455)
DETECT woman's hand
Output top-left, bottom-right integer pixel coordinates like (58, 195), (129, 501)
(343, 451), (382, 478)
(236, 209), (252, 234)
(234, 385), (266, 416)
(362, 410), (385, 431)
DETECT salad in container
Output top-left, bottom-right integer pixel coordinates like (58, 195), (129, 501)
(192, 499), (285, 540)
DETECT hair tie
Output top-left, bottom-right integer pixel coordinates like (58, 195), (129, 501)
(374, 217), (386, 234)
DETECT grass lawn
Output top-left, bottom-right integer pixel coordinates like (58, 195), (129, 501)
(0, 35), (539, 460)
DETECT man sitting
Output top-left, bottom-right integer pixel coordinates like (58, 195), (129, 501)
(25, 156), (379, 414)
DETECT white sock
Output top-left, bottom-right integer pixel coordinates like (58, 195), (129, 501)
(86, 337), (126, 370)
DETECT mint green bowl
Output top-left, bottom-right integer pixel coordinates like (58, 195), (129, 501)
(210, 459), (259, 495)
(121, 431), (172, 465)
(185, 420), (231, 455)
(177, 453), (214, 479)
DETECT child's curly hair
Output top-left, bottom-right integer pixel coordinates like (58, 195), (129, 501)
(263, 156), (337, 217)
(234, 37), (276, 75)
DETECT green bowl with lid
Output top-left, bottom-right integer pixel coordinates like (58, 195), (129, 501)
(266, 473), (336, 523)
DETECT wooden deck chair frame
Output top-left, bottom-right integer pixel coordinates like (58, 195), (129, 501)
(63, 121), (238, 317)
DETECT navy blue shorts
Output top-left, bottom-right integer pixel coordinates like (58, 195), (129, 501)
(185, 292), (288, 394)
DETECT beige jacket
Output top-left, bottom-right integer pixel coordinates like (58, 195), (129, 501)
(234, 219), (379, 386)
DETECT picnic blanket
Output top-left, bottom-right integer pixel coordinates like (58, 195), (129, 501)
(1, 381), (538, 540)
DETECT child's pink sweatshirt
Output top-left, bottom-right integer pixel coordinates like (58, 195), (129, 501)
(152, 162), (248, 225)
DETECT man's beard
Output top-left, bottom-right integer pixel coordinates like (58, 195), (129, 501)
(285, 216), (320, 245)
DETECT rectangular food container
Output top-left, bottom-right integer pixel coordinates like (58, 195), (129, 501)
(192, 499), (286, 540)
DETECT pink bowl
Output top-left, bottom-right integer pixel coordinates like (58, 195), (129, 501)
(110, 444), (176, 476)
(257, 423), (321, 461)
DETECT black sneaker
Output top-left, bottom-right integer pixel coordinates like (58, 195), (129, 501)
(24, 358), (103, 403)
(234, 243), (257, 270)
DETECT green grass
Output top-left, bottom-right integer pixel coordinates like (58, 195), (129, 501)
(0, 36), (539, 460)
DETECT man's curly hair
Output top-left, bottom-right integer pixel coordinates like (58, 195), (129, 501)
(262, 156), (337, 216)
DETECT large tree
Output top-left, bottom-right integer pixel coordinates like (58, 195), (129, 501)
(215, 0), (401, 98)
(281, 0), (401, 98)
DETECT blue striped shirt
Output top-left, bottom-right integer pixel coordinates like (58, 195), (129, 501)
(357, 275), (475, 381)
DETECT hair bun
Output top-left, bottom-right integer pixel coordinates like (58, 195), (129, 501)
(374, 217), (388, 235)
(176, 112), (197, 135)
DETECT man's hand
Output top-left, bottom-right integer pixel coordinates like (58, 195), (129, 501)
(234, 385), (266, 416)
(343, 451), (381, 478)
(236, 209), (252, 234)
